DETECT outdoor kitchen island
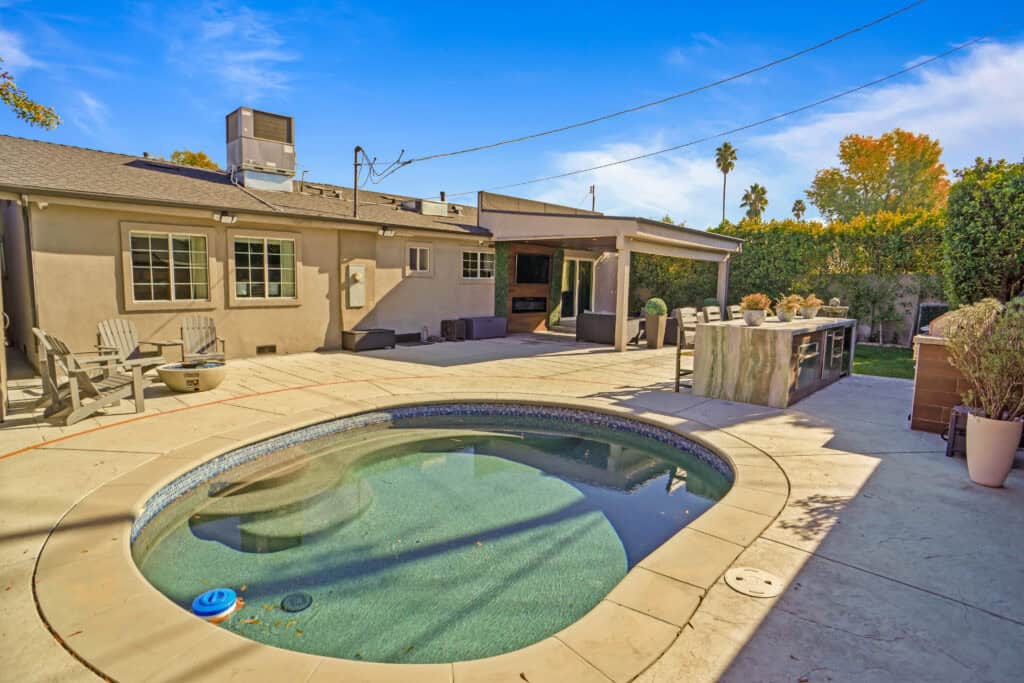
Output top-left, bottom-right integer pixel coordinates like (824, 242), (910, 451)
(692, 317), (857, 408)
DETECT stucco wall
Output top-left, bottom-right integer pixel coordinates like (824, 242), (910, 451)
(594, 253), (618, 313)
(358, 234), (494, 336)
(27, 203), (493, 360)
(1, 200), (36, 361)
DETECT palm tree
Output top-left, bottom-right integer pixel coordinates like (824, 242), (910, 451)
(714, 142), (737, 223)
(741, 183), (768, 221)
(792, 199), (807, 220)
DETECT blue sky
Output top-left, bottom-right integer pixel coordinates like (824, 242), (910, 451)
(1, 0), (1021, 226)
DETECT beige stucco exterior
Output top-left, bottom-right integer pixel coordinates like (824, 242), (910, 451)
(2, 197), (494, 364)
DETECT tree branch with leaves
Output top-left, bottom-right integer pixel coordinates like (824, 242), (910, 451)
(0, 57), (60, 129)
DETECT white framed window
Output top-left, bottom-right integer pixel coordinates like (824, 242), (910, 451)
(462, 250), (495, 279)
(233, 236), (296, 299)
(129, 231), (209, 302)
(408, 246), (430, 273)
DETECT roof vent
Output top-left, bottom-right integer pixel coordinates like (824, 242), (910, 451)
(400, 199), (448, 217)
(226, 107), (296, 191)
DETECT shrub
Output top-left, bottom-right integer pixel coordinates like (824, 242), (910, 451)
(739, 293), (771, 310)
(943, 158), (1024, 306)
(643, 297), (668, 316)
(802, 293), (824, 308)
(944, 298), (1024, 420)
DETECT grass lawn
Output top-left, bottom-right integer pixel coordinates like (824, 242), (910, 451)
(854, 344), (915, 379)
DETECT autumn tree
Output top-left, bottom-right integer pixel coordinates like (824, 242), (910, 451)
(806, 129), (948, 221)
(171, 149), (220, 170)
(0, 57), (60, 129)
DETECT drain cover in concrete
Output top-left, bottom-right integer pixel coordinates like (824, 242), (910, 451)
(725, 567), (783, 598)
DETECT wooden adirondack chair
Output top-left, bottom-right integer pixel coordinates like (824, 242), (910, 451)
(702, 305), (722, 323)
(34, 329), (145, 424)
(181, 316), (226, 363)
(97, 319), (173, 373)
(728, 304), (742, 320)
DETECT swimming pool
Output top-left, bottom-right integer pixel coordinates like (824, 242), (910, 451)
(132, 404), (732, 664)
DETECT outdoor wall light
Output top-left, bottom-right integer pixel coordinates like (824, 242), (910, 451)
(213, 211), (238, 224)
(379, 227), (396, 237)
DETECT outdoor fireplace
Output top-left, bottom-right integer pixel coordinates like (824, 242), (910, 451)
(511, 297), (548, 313)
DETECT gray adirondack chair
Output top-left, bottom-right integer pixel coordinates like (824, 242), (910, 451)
(34, 328), (145, 425)
(181, 316), (226, 363)
(97, 319), (171, 373)
(702, 305), (722, 323)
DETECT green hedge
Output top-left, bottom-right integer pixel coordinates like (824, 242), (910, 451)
(943, 158), (1024, 306)
(493, 243), (509, 316)
(631, 210), (945, 336)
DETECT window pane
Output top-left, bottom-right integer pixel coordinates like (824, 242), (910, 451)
(408, 248), (417, 270)
(131, 250), (151, 267)
(174, 284), (192, 300)
(194, 283), (208, 299)
(173, 249), (190, 267)
(236, 282), (249, 297)
(172, 236), (189, 251)
(174, 267), (190, 283)
(268, 268), (281, 283)
(132, 267), (151, 284)
(151, 267), (170, 285)
(419, 249), (428, 271)
(152, 284), (170, 300)
(134, 284), (152, 301)
(280, 241), (294, 256)
(191, 236), (205, 251)
(281, 282), (296, 297)
(268, 282), (281, 297)
(250, 281), (265, 297)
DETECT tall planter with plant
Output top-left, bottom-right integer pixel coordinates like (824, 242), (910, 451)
(776, 294), (803, 322)
(944, 298), (1024, 487)
(644, 297), (669, 349)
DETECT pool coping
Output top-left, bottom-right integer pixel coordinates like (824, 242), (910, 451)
(33, 395), (789, 683)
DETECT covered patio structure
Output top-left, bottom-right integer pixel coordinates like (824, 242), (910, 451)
(478, 192), (744, 350)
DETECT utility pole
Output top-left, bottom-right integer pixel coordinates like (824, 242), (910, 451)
(589, 184), (596, 212)
(353, 145), (363, 218)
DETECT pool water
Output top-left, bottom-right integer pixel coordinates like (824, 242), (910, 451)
(135, 412), (730, 663)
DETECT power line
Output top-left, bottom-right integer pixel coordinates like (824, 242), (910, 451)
(441, 34), (990, 199)
(401, 0), (927, 165)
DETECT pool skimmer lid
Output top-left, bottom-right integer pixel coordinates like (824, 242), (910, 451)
(281, 592), (313, 612)
(725, 567), (783, 598)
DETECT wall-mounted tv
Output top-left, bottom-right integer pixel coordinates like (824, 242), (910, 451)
(515, 253), (551, 284)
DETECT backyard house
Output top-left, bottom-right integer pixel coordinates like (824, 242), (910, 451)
(0, 107), (741, 375)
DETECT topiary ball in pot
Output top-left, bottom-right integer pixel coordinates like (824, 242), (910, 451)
(644, 297), (669, 349)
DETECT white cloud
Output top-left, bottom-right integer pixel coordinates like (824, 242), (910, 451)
(0, 27), (39, 70)
(155, 2), (300, 98)
(70, 90), (108, 135)
(537, 40), (1024, 227)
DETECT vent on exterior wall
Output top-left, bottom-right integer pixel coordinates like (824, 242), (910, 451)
(256, 345), (278, 355)
(226, 107), (296, 188)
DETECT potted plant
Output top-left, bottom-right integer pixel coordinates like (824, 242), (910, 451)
(944, 298), (1024, 487)
(800, 293), (824, 318)
(776, 294), (803, 322)
(739, 293), (771, 326)
(643, 297), (669, 349)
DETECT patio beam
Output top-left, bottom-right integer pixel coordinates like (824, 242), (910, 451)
(717, 258), (730, 310)
(614, 240), (631, 351)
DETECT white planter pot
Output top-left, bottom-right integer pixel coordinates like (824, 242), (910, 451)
(966, 413), (1023, 487)
(743, 309), (766, 326)
(800, 306), (821, 319)
(776, 307), (796, 322)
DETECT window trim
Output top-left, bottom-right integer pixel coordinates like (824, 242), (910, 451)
(119, 222), (217, 312)
(405, 242), (433, 278)
(460, 248), (496, 281)
(227, 228), (302, 308)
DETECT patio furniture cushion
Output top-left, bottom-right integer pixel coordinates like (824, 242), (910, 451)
(342, 329), (397, 352)
(460, 316), (508, 340)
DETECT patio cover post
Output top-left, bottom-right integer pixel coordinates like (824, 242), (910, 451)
(614, 239), (631, 351)
(716, 257), (730, 311)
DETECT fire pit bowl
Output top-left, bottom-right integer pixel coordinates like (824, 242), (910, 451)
(157, 361), (227, 393)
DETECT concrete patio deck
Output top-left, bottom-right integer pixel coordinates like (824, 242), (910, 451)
(2, 335), (1022, 682)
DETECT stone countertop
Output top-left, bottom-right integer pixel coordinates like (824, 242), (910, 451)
(701, 317), (856, 334)
(913, 334), (947, 346)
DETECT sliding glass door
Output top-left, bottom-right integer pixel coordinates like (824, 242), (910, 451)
(561, 258), (595, 319)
